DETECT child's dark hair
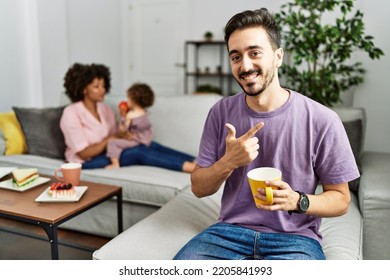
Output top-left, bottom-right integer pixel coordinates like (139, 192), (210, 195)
(63, 63), (111, 102)
(224, 8), (281, 50)
(127, 83), (154, 108)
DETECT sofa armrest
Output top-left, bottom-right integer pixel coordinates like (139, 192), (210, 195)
(358, 151), (390, 259)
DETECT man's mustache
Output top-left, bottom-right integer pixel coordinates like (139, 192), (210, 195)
(239, 69), (262, 79)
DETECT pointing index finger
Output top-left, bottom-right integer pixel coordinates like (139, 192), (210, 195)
(240, 122), (265, 140)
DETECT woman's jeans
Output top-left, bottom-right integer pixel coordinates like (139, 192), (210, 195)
(173, 223), (325, 260)
(82, 141), (195, 170)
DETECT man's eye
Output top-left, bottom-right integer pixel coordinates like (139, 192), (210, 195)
(231, 55), (240, 61)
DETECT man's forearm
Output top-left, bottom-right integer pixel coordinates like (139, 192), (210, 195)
(190, 158), (234, 198)
(305, 183), (351, 217)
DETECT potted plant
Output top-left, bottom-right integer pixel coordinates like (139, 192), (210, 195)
(204, 31), (213, 42)
(274, 0), (384, 107)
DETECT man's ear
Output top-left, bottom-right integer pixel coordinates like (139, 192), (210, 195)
(275, 48), (284, 68)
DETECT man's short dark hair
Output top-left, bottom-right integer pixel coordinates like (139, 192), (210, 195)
(224, 8), (281, 50)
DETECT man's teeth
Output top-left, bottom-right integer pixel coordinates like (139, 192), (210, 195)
(242, 73), (258, 80)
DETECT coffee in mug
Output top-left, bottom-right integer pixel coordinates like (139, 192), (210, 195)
(247, 167), (282, 207)
(54, 162), (82, 186)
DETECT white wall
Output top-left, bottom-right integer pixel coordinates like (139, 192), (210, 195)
(1, 0), (389, 153)
(0, 0), (41, 109)
(351, 1), (390, 154)
(36, 0), (69, 107)
(66, 0), (123, 97)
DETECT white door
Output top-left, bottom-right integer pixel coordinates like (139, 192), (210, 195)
(122, 0), (187, 96)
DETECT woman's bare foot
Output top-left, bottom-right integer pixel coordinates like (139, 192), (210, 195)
(105, 158), (120, 169)
(105, 163), (120, 169)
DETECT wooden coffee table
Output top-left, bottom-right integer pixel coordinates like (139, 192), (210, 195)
(0, 175), (123, 260)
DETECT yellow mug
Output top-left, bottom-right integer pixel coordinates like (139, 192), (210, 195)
(247, 167), (282, 207)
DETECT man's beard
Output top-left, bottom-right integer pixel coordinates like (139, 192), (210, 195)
(236, 67), (275, 97)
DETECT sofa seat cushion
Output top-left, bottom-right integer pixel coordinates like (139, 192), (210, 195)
(93, 186), (222, 260)
(82, 166), (191, 206)
(0, 154), (64, 174)
(320, 192), (362, 260)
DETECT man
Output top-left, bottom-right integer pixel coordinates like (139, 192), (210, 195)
(173, 8), (359, 260)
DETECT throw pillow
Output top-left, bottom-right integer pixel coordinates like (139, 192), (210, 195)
(13, 106), (66, 159)
(0, 111), (27, 155)
(0, 129), (6, 155)
(342, 119), (363, 192)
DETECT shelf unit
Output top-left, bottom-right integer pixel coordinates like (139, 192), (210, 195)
(184, 40), (233, 96)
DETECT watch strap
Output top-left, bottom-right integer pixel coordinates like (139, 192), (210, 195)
(288, 191), (309, 215)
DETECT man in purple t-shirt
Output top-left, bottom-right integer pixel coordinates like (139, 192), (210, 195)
(173, 8), (359, 260)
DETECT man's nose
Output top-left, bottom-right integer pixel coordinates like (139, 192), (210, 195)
(240, 55), (253, 72)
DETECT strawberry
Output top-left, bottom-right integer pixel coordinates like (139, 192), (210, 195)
(50, 182), (72, 190)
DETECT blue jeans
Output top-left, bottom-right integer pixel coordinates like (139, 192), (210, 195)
(82, 141), (195, 170)
(173, 223), (325, 260)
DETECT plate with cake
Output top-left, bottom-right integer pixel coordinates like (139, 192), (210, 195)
(0, 168), (50, 191)
(35, 182), (88, 202)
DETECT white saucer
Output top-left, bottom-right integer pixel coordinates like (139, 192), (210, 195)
(0, 176), (50, 192)
(35, 186), (88, 203)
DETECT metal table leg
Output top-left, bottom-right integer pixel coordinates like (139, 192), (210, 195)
(39, 222), (59, 260)
(116, 190), (123, 234)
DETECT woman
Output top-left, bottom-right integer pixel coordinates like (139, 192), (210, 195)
(60, 63), (195, 172)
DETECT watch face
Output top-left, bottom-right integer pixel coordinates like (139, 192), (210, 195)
(300, 194), (310, 212)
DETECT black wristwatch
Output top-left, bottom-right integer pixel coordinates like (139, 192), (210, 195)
(289, 191), (310, 214)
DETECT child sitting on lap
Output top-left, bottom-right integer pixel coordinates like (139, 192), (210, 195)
(105, 83), (154, 169)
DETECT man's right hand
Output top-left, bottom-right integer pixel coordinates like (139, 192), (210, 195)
(191, 121), (265, 198)
(224, 122), (265, 169)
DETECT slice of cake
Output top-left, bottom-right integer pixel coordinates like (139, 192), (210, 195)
(48, 182), (76, 199)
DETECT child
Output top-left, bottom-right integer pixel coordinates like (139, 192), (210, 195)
(105, 83), (154, 169)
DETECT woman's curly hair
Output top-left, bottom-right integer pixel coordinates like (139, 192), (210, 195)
(127, 83), (155, 108)
(63, 63), (111, 102)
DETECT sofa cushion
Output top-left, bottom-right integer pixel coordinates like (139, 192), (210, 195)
(0, 130), (5, 155)
(82, 165), (191, 206)
(13, 106), (66, 159)
(0, 112), (27, 155)
(0, 154), (64, 174)
(320, 193), (363, 259)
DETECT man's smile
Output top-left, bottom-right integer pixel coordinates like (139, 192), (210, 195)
(239, 70), (260, 81)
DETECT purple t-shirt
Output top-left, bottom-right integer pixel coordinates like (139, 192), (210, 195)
(196, 90), (360, 242)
